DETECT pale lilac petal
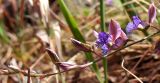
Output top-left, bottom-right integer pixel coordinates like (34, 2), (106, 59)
(148, 3), (156, 23)
(126, 22), (136, 33)
(106, 0), (112, 6)
(132, 16), (142, 27)
(109, 19), (121, 42)
(101, 44), (108, 55)
(93, 30), (98, 38)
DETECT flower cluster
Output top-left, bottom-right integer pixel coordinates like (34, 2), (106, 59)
(126, 16), (146, 33)
(94, 20), (128, 55)
(95, 3), (157, 55)
(126, 3), (156, 33)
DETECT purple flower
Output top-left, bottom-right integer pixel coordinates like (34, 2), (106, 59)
(148, 3), (156, 24)
(109, 20), (128, 43)
(126, 3), (157, 33)
(126, 16), (145, 33)
(109, 20), (128, 48)
(94, 19), (128, 55)
(94, 31), (111, 55)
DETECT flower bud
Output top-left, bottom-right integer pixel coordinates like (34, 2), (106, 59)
(148, 3), (156, 23)
(71, 38), (92, 52)
(45, 48), (60, 63)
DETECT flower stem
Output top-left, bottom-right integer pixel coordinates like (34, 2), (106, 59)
(102, 57), (108, 83)
(100, 0), (108, 82)
(100, 0), (106, 32)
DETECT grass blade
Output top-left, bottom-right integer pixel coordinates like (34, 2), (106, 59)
(120, 0), (136, 18)
(0, 20), (10, 44)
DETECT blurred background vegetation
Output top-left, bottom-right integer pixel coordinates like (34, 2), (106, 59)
(0, 0), (160, 83)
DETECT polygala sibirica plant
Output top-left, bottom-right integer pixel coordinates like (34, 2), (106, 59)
(44, 1), (159, 83)
(94, 19), (128, 55)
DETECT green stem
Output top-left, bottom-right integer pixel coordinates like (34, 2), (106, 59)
(141, 29), (152, 42)
(100, 0), (108, 82)
(100, 0), (106, 32)
(102, 57), (108, 83)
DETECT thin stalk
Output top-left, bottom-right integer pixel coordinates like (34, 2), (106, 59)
(102, 57), (108, 83)
(100, 0), (108, 82)
(141, 29), (152, 42)
(57, 0), (103, 82)
(57, 66), (65, 83)
(100, 0), (106, 32)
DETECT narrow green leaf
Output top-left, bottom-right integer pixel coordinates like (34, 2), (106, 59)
(102, 57), (108, 83)
(0, 21), (10, 44)
(120, 0), (136, 18)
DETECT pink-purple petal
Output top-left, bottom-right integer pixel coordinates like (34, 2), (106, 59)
(93, 30), (98, 38)
(109, 19), (121, 42)
(120, 30), (128, 40)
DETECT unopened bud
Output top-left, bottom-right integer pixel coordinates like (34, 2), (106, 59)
(45, 48), (60, 63)
(148, 3), (156, 23)
(71, 38), (92, 52)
